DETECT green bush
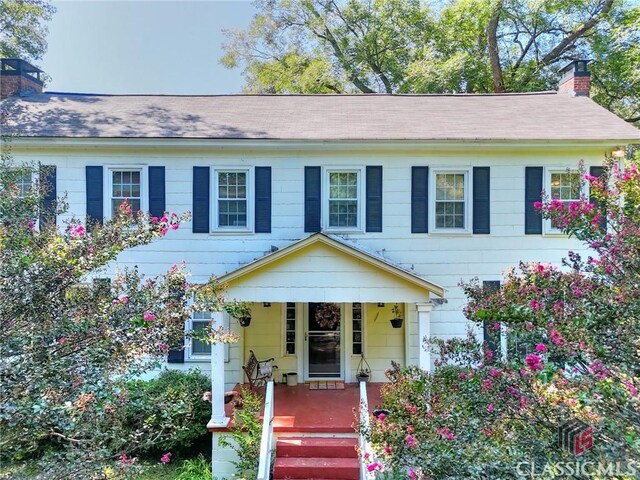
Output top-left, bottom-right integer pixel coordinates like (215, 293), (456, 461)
(113, 369), (212, 458)
(174, 455), (212, 480)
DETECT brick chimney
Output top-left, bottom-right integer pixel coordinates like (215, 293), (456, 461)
(1, 58), (44, 100)
(558, 60), (591, 96)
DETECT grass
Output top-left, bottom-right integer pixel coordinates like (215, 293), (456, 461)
(0, 456), (211, 480)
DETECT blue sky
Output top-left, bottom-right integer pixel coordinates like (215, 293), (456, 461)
(41, 1), (256, 94)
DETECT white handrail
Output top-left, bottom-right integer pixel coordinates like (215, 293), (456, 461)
(257, 380), (275, 480)
(359, 381), (374, 480)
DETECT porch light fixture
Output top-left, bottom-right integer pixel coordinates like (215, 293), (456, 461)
(263, 302), (271, 307)
(612, 146), (625, 158)
(377, 303), (385, 307)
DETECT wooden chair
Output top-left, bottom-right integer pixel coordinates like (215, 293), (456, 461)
(243, 350), (277, 390)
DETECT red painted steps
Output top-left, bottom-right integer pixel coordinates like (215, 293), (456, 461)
(273, 436), (360, 480)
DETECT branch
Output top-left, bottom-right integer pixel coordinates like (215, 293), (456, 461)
(540, 0), (615, 66)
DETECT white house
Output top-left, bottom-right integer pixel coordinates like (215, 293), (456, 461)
(3, 58), (639, 478)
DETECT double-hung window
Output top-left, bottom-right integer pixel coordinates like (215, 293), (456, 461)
(109, 168), (142, 217)
(548, 170), (581, 231)
(325, 168), (363, 231)
(432, 170), (470, 232)
(16, 170), (33, 198)
(213, 169), (252, 231)
(188, 312), (212, 358)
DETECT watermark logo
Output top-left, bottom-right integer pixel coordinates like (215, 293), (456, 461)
(558, 419), (593, 456)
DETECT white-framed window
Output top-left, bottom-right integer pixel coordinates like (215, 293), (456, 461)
(213, 168), (253, 232)
(431, 169), (471, 233)
(323, 167), (364, 231)
(546, 169), (584, 233)
(283, 302), (296, 356)
(16, 169), (33, 198)
(186, 312), (230, 362)
(106, 167), (145, 218)
(352, 302), (364, 355)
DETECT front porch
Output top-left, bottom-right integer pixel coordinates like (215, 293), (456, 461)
(210, 382), (385, 434)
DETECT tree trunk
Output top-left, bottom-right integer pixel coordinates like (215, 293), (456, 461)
(487, 1), (505, 93)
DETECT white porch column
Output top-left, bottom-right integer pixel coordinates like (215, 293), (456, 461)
(416, 302), (434, 372)
(208, 311), (230, 428)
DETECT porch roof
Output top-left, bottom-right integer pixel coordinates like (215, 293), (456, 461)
(216, 233), (444, 303)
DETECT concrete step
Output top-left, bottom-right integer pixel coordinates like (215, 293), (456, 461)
(273, 456), (360, 480)
(276, 437), (358, 458)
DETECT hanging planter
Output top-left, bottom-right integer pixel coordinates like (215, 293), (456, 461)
(390, 303), (404, 329)
(315, 302), (341, 329)
(225, 300), (252, 328)
(356, 354), (371, 382)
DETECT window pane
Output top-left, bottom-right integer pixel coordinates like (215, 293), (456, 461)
(192, 321), (211, 355)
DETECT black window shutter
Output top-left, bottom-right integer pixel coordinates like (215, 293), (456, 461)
(304, 166), (321, 233)
(411, 166), (429, 233)
(255, 166), (272, 233)
(85, 166), (103, 226)
(39, 165), (56, 226)
(366, 166), (383, 232)
(482, 280), (501, 358)
(167, 342), (184, 364)
(473, 167), (490, 234)
(525, 167), (543, 234)
(148, 166), (166, 218)
(192, 167), (210, 233)
(589, 166), (607, 233)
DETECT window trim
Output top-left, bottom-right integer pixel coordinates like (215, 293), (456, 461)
(322, 166), (365, 233)
(211, 166), (254, 233)
(104, 165), (147, 219)
(185, 312), (230, 362)
(544, 168), (587, 235)
(430, 168), (472, 234)
(351, 302), (365, 356)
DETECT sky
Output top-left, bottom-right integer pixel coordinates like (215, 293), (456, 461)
(41, 1), (256, 95)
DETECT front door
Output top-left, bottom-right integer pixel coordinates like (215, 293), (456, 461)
(306, 303), (342, 379)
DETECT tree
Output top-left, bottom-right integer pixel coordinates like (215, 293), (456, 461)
(222, 0), (639, 125)
(361, 157), (639, 478)
(0, 131), (234, 477)
(0, 0), (55, 61)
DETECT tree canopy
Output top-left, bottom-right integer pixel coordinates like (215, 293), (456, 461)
(0, 0), (55, 62)
(222, 0), (640, 125)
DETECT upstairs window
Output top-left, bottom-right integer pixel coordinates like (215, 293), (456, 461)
(214, 169), (251, 231)
(325, 169), (362, 230)
(433, 171), (469, 232)
(110, 169), (141, 217)
(16, 170), (32, 198)
(547, 170), (583, 233)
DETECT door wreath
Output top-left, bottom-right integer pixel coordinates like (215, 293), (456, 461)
(315, 302), (341, 329)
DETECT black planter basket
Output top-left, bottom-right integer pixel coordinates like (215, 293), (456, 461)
(238, 316), (252, 327)
(390, 318), (403, 328)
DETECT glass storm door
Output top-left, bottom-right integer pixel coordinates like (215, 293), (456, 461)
(306, 303), (341, 379)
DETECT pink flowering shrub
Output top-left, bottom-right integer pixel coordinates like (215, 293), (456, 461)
(0, 152), (237, 476)
(361, 158), (639, 478)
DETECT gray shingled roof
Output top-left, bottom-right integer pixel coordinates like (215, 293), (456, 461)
(3, 92), (639, 141)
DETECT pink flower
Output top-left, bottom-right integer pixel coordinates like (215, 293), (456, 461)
(119, 295), (128, 304)
(535, 343), (547, 353)
(151, 216), (159, 223)
(367, 461), (382, 472)
(489, 368), (501, 378)
(405, 434), (417, 448)
(444, 432), (455, 441)
(533, 201), (543, 210)
(158, 343), (169, 353)
(525, 322), (534, 331)
(407, 424), (415, 433)
(623, 380), (638, 398)
(376, 413), (386, 422)
(486, 403), (494, 413)
(160, 215), (169, 223)
(57, 337), (65, 345)
(530, 299), (542, 311)
(525, 354), (543, 371)
(384, 445), (392, 455)
(408, 470), (417, 480)
(171, 223), (179, 230)
(458, 372), (467, 380)
(27, 219), (36, 230)
(119, 453), (135, 466)
(160, 452), (171, 464)
(160, 226), (168, 236)
(549, 329), (564, 346)
(143, 312), (156, 322)
(482, 379), (492, 391)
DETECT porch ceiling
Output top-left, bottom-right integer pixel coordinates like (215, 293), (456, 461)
(215, 233), (444, 303)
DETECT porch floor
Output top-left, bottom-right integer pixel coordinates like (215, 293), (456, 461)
(211, 382), (384, 434)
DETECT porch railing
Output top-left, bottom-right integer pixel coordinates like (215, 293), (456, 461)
(358, 380), (374, 480)
(257, 380), (275, 480)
